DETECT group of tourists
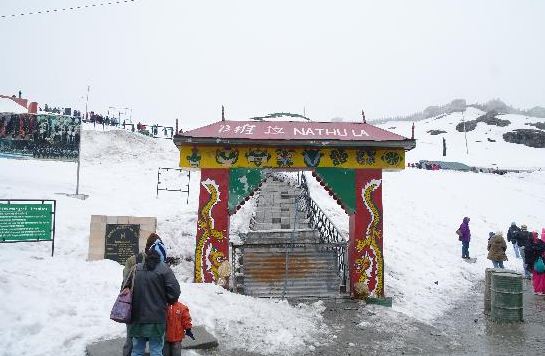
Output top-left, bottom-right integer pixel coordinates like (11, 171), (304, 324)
(457, 217), (545, 295)
(119, 233), (194, 356)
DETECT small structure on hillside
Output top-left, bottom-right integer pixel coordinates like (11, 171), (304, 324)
(173, 119), (415, 298)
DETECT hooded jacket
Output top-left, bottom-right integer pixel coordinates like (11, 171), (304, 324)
(487, 234), (508, 261)
(507, 225), (520, 243)
(130, 252), (181, 324)
(459, 217), (471, 242)
(515, 229), (532, 248)
(525, 232), (545, 272)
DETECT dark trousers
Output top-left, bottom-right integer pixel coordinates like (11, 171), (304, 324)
(123, 325), (132, 356)
(163, 341), (182, 356)
(461, 241), (470, 258)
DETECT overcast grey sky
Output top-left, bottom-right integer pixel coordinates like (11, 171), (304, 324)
(1, 0), (544, 128)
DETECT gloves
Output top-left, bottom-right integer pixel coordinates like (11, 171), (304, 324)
(185, 329), (195, 340)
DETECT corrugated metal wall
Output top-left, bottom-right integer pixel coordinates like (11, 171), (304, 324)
(241, 243), (340, 298)
(234, 176), (344, 298)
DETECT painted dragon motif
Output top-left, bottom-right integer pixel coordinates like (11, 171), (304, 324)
(195, 179), (224, 283)
(355, 178), (384, 296)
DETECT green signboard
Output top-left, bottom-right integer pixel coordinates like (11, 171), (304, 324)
(0, 204), (53, 241)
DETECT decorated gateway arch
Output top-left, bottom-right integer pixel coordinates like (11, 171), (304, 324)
(173, 119), (415, 298)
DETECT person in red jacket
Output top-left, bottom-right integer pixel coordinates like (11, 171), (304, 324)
(163, 300), (194, 356)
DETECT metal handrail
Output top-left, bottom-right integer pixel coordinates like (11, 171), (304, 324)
(298, 173), (347, 290)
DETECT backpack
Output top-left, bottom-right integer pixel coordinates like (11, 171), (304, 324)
(166, 302), (193, 343)
(534, 257), (545, 274)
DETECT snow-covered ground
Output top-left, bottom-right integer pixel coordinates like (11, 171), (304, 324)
(1, 114), (544, 355)
(0, 97), (28, 114)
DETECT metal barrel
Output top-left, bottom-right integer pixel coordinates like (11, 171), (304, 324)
(484, 268), (514, 315)
(490, 272), (523, 322)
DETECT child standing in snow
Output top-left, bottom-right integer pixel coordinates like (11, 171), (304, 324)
(163, 300), (195, 356)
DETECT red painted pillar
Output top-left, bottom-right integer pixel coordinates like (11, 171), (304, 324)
(194, 169), (230, 283)
(348, 169), (384, 297)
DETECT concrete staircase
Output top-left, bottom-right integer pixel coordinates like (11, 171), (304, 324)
(234, 176), (342, 298)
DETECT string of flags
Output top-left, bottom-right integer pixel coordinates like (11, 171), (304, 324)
(1, 0), (136, 19)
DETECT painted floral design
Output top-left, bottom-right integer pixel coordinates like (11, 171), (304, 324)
(356, 149), (376, 165)
(215, 147), (239, 166)
(330, 148), (348, 166)
(187, 147), (201, 168)
(245, 149), (271, 167)
(275, 148), (294, 168)
(381, 151), (401, 166)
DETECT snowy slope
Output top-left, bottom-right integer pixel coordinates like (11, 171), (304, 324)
(0, 128), (327, 356)
(376, 108), (545, 169)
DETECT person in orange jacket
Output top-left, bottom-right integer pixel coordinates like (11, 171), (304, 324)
(163, 300), (194, 356)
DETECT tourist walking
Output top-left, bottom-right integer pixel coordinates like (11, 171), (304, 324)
(458, 217), (471, 259)
(487, 232), (508, 268)
(516, 225), (532, 278)
(127, 237), (180, 356)
(507, 222), (521, 259)
(525, 230), (545, 295)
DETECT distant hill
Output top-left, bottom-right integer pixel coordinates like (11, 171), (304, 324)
(372, 98), (545, 124)
(376, 107), (545, 169)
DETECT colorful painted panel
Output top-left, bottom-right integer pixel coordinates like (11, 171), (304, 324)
(314, 168), (356, 214)
(179, 145), (405, 170)
(349, 169), (384, 297)
(228, 169), (266, 214)
(0, 113), (80, 161)
(195, 169), (230, 283)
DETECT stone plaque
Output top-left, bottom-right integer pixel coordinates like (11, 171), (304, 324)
(104, 224), (140, 265)
(88, 215), (157, 263)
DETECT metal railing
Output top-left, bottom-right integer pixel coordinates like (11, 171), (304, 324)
(298, 173), (348, 291)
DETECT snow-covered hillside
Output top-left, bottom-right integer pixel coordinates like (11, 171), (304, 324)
(1, 122), (544, 355)
(376, 107), (545, 169)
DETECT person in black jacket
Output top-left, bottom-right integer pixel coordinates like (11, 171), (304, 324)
(516, 225), (533, 279)
(128, 240), (181, 356)
(507, 222), (521, 259)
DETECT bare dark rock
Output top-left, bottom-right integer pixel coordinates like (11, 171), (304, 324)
(526, 122), (545, 130)
(456, 111), (511, 132)
(427, 130), (447, 135)
(503, 129), (545, 148)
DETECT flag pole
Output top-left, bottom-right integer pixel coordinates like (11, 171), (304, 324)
(76, 85), (89, 195)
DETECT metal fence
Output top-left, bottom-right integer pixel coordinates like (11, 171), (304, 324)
(298, 173), (348, 291)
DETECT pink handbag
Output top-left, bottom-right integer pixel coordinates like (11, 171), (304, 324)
(110, 267), (136, 323)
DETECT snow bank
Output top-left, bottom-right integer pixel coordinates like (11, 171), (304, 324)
(0, 128), (327, 355)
